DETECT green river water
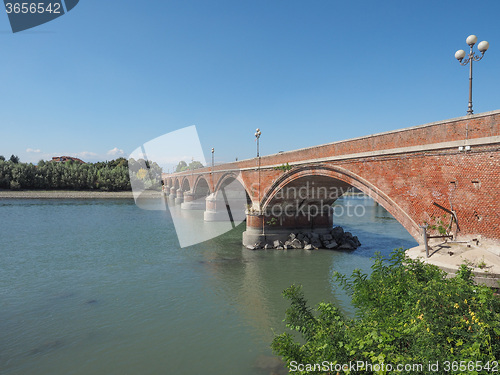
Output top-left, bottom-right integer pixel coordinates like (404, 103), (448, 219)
(0, 196), (417, 375)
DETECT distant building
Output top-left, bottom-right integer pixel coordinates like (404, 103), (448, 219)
(51, 156), (86, 164)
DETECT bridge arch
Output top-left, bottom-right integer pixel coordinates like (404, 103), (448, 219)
(212, 172), (251, 203)
(181, 177), (190, 192)
(214, 172), (246, 195)
(173, 178), (180, 190)
(261, 165), (420, 241)
(193, 176), (211, 197)
(202, 172), (252, 222)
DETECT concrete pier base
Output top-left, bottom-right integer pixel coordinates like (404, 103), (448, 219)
(204, 209), (246, 222)
(181, 200), (206, 210)
(180, 192), (207, 210)
(174, 188), (184, 205)
(204, 193), (247, 222)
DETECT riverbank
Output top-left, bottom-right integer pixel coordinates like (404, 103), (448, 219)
(407, 241), (500, 288)
(0, 190), (136, 199)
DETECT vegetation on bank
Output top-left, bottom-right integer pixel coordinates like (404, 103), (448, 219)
(0, 155), (162, 192)
(272, 249), (500, 374)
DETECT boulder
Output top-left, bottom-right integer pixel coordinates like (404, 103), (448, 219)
(311, 240), (322, 248)
(304, 244), (314, 250)
(297, 233), (305, 240)
(246, 245), (256, 250)
(288, 233), (297, 241)
(273, 240), (283, 248)
(325, 241), (338, 249)
(338, 242), (354, 250)
(309, 232), (320, 239)
(353, 236), (361, 247)
(320, 233), (333, 241)
(331, 226), (344, 239)
(290, 238), (303, 249)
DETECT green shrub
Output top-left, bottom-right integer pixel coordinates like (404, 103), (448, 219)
(271, 249), (500, 374)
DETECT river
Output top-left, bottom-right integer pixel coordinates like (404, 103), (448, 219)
(0, 196), (417, 375)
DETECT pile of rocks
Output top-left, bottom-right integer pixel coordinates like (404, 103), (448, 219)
(248, 226), (361, 250)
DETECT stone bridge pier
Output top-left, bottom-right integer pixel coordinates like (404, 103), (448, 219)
(181, 191), (207, 210)
(204, 191), (248, 222)
(242, 174), (351, 246)
(243, 207), (334, 246)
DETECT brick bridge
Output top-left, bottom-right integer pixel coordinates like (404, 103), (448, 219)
(162, 110), (500, 247)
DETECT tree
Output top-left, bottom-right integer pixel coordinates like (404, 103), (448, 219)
(9, 155), (19, 163)
(188, 160), (204, 170)
(175, 161), (188, 172)
(271, 249), (500, 374)
(0, 160), (12, 188)
(0, 155), (5, 161)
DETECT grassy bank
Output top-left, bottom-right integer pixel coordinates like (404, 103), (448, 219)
(0, 190), (136, 199)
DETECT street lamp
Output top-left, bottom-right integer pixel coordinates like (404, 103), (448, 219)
(254, 128), (263, 235)
(254, 128), (262, 157)
(455, 34), (489, 115)
(211, 148), (214, 167)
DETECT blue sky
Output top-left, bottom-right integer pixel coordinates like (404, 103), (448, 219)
(1, 0), (499, 165)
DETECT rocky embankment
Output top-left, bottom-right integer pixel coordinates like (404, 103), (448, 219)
(247, 226), (361, 250)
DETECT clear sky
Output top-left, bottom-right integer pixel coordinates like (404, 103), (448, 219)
(1, 0), (499, 166)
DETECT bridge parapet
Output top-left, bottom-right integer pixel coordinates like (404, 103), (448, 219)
(164, 110), (500, 179)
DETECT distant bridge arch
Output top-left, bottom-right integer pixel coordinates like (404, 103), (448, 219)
(181, 177), (190, 192)
(193, 176), (211, 197)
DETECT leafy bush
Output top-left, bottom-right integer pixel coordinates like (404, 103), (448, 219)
(271, 249), (500, 374)
(274, 162), (292, 172)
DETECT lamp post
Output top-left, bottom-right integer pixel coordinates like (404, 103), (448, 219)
(253, 128), (263, 233)
(211, 148), (214, 167)
(455, 34), (489, 115)
(254, 128), (261, 157)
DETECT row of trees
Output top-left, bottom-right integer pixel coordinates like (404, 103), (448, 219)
(0, 156), (163, 191)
